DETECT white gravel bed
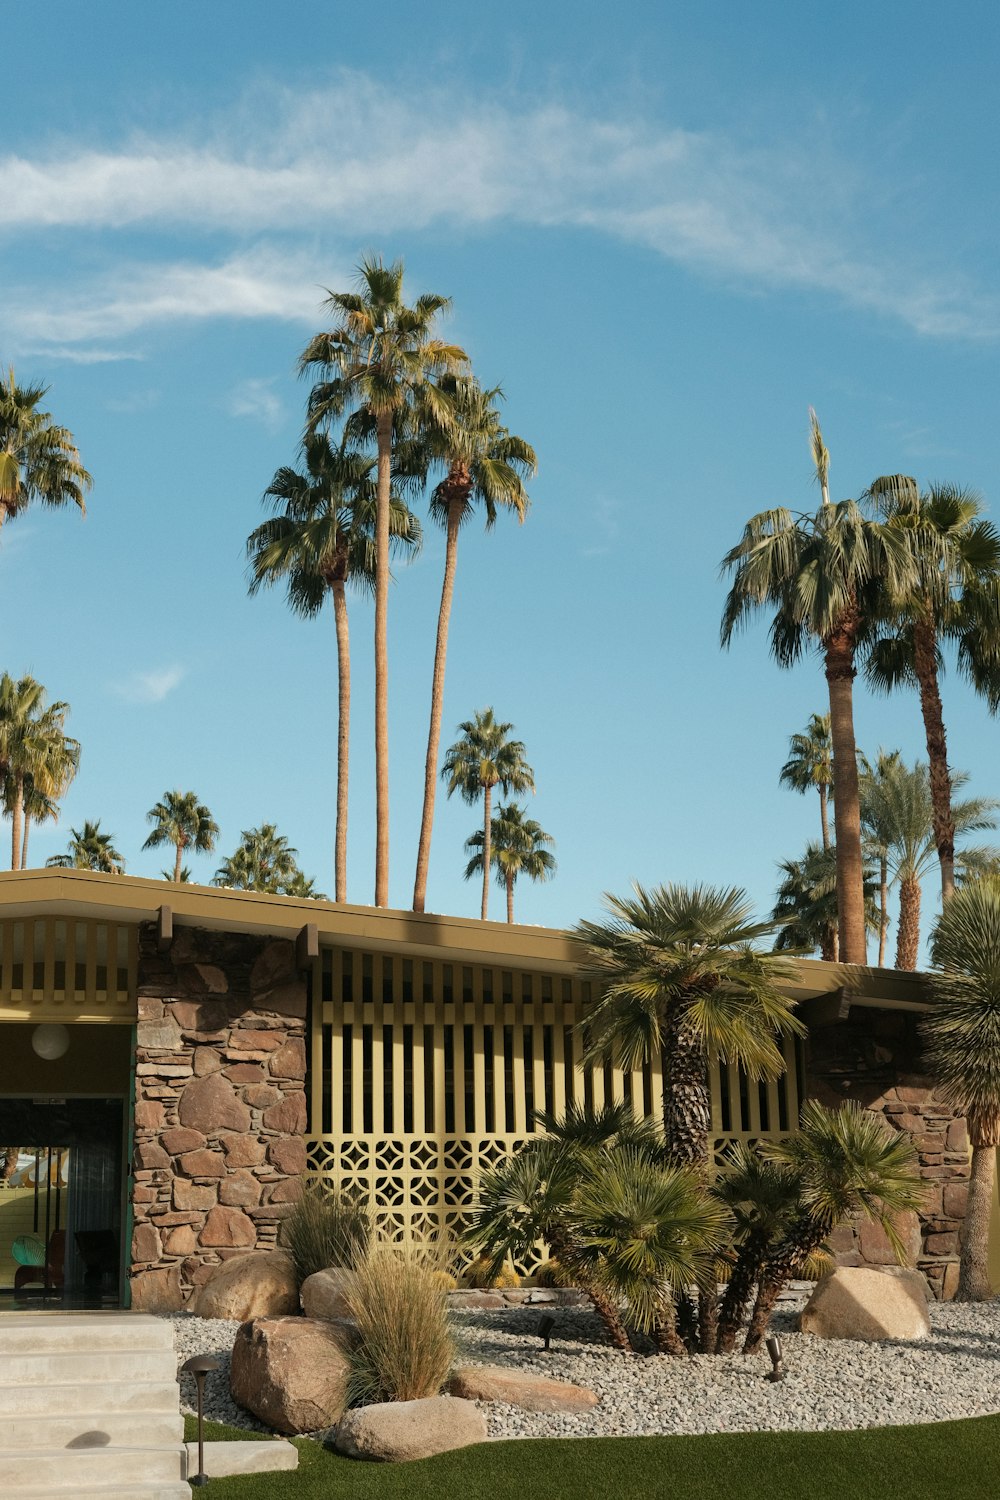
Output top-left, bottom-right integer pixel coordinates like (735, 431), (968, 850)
(451, 1295), (1000, 1440)
(166, 1292), (1000, 1442)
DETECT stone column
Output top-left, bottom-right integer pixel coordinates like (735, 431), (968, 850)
(130, 925), (308, 1310)
(805, 1008), (971, 1299)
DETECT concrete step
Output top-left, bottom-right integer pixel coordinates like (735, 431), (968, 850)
(0, 1314), (174, 1355)
(0, 1348), (177, 1385)
(0, 1443), (187, 1488)
(0, 1378), (181, 1417)
(0, 1409), (184, 1449)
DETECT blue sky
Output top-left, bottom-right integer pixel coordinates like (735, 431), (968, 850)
(2, 2), (999, 951)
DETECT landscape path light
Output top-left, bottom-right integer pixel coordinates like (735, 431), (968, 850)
(765, 1333), (785, 1382)
(182, 1353), (222, 1486)
(537, 1313), (555, 1353)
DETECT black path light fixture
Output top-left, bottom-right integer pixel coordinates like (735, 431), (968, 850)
(182, 1353), (222, 1486)
(537, 1313), (556, 1353)
(765, 1333), (785, 1382)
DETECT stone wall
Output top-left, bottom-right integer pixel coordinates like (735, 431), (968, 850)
(804, 1008), (970, 1299)
(130, 923), (308, 1310)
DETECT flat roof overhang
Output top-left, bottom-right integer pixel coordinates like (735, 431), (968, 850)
(0, 869), (932, 1011)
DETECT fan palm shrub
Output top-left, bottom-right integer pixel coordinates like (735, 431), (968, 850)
(922, 876), (1000, 1299)
(740, 1101), (924, 1350)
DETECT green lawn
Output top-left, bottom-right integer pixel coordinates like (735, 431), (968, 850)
(185, 1413), (1000, 1499)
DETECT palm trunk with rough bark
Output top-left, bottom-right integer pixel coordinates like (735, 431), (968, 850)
(743, 1213), (827, 1352)
(548, 1232), (631, 1349)
(958, 1137), (996, 1301)
(824, 612), (867, 964)
(716, 1240), (767, 1353)
(819, 785), (830, 851)
(332, 579), (351, 904)
(878, 856), (889, 967)
(480, 783), (493, 921)
(374, 410), (393, 908)
(821, 925), (837, 963)
(10, 775), (23, 871)
(913, 614), (955, 903)
(413, 492), (465, 914)
(652, 1302), (688, 1357)
(895, 876), (921, 970)
(505, 874), (515, 924)
(660, 1001), (712, 1171)
(173, 842), (184, 884)
(20, 815), (30, 869)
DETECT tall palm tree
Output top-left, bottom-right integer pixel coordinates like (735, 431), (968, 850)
(17, 720), (80, 870)
(46, 820), (124, 873)
(247, 433), (421, 903)
(859, 758), (998, 969)
(463, 802), (555, 923)
(300, 256), (468, 907)
(721, 459), (916, 962)
(866, 478), (1000, 904)
(142, 791), (220, 883)
(411, 378), (536, 912)
(0, 677), (76, 870)
(442, 709), (535, 920)
(0, 366), (92, 528)
(212, 823), (300, 893)
(779, 713), (834, 850)
(923, 876), (1000, 1299)
(17, 778), (59, 869)
(573, 884), (804, 1172)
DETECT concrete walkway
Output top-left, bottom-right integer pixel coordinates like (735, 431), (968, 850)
(0, 1311), (189, 1498)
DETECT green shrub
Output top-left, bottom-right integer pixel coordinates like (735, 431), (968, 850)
(281, 1183), (370, 1288)
(345, 1245), (455, 1406)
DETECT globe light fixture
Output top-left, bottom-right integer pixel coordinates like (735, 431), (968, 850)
(31, 1024), (70, 1061)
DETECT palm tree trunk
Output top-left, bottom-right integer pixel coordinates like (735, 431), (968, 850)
(332, 580), (351, 904)
(374, 409), (393, 908)
(413, 499), (462, 913)
(10, 775), (23, 871)
(821, 926), (836, 963)
(506, 873), (515, 924)
(660, 1002), (712, 1171)
(913, 615), (956, 903)
(716, 1240), (766, 1353)
(957, 1137), (995, 1301)
(743, 1274), (783, 1353)
(173, 842), (183, 884)
(20, 815), (30, 869)
(481, 783), (493, 921)
(651, 1301), (688, 1357)
(819, 785), (830, 851)
(895, 876), (921, 970)
(878, 856), (889, 967)
(824, 614), (867, 964)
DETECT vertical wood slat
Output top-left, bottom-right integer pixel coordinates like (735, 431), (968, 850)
(23, 919), (37, 1003)
(452, 967), (466, 1137)
(490, 982), (506, 1135)
(328, 948), (343, 1137)
(411, 962), (426, 1135)
(470, 965), (486, 1136)
(550, 981), (567, 1119)
(1, 920), (14, 999)
(510, 976), (526, 1134)
(391, 954), (405, 1136)
(369, 955), (384, 1136)
(42, 921), (57, 1004)
(431, 962), (447, 1137)
(726, 1062), (743, 1136)
(784, 1034), (800, 1120)
(349, 959), (364, 1137)
(310, 954), (325, 1135)
(530, 979), (546, 1127)
(84, 921), (98, 1008)
(106, 923), (121, 1007)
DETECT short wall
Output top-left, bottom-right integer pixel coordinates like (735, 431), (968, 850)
(130, 924), (307, 1310)
(805, 1008), (970, 1299)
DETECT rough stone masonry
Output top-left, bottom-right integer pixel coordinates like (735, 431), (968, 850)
(130, 923), (308, 1310)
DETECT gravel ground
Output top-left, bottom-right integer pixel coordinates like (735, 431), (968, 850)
(167, 1289), (1000, 1442)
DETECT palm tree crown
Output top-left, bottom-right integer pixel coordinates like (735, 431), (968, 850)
(0, 367), (92, 525)
(142, 791), (219, 884)
(463, 802), (555, 923)
(779, 713), (834, 849)
(0, 674), (79, 870)
(442, 709), (535, 921)
(213, 823), (306, 895)
(46, 820), (124, 874)
(573, 883), (804, 1170)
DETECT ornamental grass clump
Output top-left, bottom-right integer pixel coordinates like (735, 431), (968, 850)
(282, 1184), (371, 1288)
(345, 1245), (455, 1407)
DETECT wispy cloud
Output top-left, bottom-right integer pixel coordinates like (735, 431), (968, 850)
(114, 664), (185, 704)
(18, 345), (147, 365)
(0, 73), (994, 343)
(226, 376), (287, 429)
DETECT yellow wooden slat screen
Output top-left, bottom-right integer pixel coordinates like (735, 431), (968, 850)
(305, 946), (802, 1270)
(0, 917), (137, 1018)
